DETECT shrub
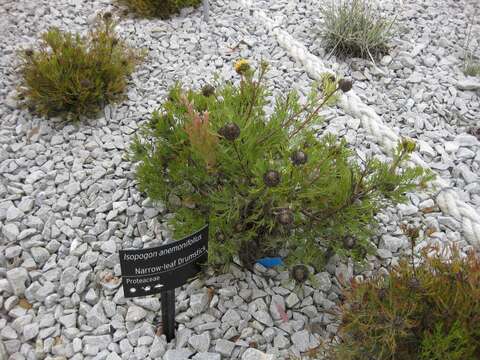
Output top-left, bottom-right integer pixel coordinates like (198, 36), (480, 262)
(130, 60), (431, 270)
(18, 14), (141, 120)
(319, 0), (395, 59)
(118, 0), (202, 18)
(328, 245), (480, 359)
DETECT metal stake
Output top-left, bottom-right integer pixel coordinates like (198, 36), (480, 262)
(161, 289), (176, 341)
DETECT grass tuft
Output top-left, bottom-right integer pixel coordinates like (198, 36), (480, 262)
(463, 17), (480, 77)
(319, 0), (395, 59)
(464, 60), (480, 77)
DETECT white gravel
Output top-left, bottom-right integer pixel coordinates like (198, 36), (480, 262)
(0, 0), (479, 359)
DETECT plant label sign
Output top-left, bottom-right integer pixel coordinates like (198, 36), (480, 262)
(119, 225), (208, 298)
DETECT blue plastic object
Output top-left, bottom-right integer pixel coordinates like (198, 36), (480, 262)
(256, 257), (284, 268)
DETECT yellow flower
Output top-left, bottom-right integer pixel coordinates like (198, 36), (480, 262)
(401, 137), (416, 153)
(234, 59), (250, 74)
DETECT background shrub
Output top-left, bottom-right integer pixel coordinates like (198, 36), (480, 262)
(18, 14), (141, 120)
(319, 0), (395, 59)
(130, 61), (431, 270)
(118, 0), (202, 19)
(328, 246), (480, 359)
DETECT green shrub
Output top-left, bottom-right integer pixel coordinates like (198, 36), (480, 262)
(328, 245), (480, 359)
(130, 60), (431, 270)
(420, 321), (475, 360)
(118, 0), (202, 18)
(319, 0), (395, 59)
(18, 14), (142, 120)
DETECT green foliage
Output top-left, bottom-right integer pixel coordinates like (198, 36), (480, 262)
(130, 60), (431, 270)
(464, 23), (480, 77)
(118, 0), (202, 18)
(465, 60), (480, 77)
(420, 321), (475, 360)
(464, 48), (480, 77)
(319, 0), (395, 59)
(18, 14), (142, 120)
(328, 246), (480, 360)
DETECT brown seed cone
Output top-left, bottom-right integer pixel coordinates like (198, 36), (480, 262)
(276, 209), (294, 226)
(338, 78), (353, 93)
(342, 236), (356, 249)
(291, 150), (308, 166)
(80, 79), (92, 88)
(201, 84), (215, 97)
(263, 170), (280, 187)
(219, 123), (240, 141)
(291, 264), (309, 283)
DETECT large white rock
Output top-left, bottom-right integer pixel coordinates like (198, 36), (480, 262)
(6, 268), (29, 296)
(2, 223), (19, 242)
(188, 332), (211, 353)
(241, 348), (275, 360)
(125, 305), (147, 322)
(457, 78), (480, 91)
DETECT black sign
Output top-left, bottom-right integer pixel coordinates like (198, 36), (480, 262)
(119, 225), (208, 298)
